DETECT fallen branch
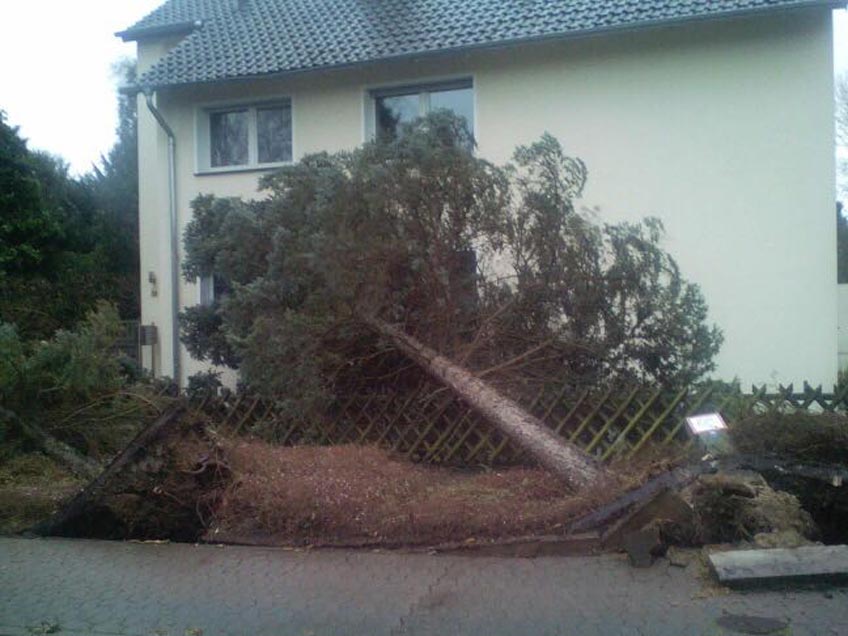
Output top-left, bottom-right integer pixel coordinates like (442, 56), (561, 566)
(476, 339), (555, 378)
(3, 409), (102, 481)
(51, 390), (166, 430)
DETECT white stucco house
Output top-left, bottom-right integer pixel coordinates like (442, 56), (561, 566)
(120, 0), (842, 390)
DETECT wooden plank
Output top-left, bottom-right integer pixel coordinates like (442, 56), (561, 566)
(465, 423), (498, 462)
(221, 395), (245, 427)
(538, 382), (572, 423)
(405, 397), (454, 457)
(422, 408), (472, 463)
(709, 546), (848, 587)
(314, 418), (338, 445)
(568, 387), (613, 443)
(568, 465), (704, 534)
(586, 387), (640, 454)
(355, 393), (397, 443)
(800, 383), (825, 411)
(626, 387), (687, 456)
(601, 388), (662, 461)
(745, 384), (770, 417)
(278, 417), (303, 445)
(346, 392), (378, 433)
(374, 385), (425, 446)
(442, 416), (484, 463)
(831, 380), (848, 409)
(251, 401), (277, 434)
(392, 410), (426, 451)
(552, 388), (590, 435)
(429, 532), (600, 558)
(601, 490), (693, 550)
(661, 384), (716, 444)
(232, 397), (261, 434)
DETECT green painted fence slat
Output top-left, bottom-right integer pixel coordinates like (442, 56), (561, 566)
(586, 387), (641, 454)
(601, 388), (663, 461)
(193, 376), (848, 469)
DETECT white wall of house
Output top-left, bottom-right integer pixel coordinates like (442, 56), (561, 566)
(136, 7), (837, 389)
(838, 284), (848, 372)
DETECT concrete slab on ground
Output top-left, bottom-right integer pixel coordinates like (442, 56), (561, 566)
(710, 545), (848, 587)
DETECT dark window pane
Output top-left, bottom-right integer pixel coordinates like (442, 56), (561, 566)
(375, 93), (419, 141)
(257, 104), (292, 164)
(210, 110), (248, 167)
(199, 275), (215, 306)
(430, 87), (474, 134)
(199, 274), (230, 306)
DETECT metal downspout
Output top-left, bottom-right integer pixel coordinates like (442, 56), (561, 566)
(144, 90), (181, 387)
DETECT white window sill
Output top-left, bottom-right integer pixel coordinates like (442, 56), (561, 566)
(195, 161), (292, 177)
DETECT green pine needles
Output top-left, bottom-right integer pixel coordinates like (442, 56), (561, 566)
(181, 112), (722, 417)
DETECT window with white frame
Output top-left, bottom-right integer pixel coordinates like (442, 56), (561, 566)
(199, 100), (292, 171)
(370, 79), (474, 142)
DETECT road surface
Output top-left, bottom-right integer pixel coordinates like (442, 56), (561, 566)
(1, 537), (846, 635)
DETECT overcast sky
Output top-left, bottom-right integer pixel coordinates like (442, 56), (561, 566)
(0, 0), (162, 175)
(1, 2), (847, 176)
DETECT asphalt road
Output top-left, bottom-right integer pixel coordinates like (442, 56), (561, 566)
(1, 537), (846, 636)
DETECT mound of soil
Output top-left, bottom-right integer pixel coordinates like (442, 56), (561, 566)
(40, 412), (229, 543)
(691, 471), (817, 545)
(729, 413), (848, 544)
(207, 442), (620, 547)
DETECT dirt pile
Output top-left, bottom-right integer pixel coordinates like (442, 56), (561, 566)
(691, 472), (817, 545)
(207, 442), (621, 547)
(729, 413), (848, 544)
(39, 411), (228, 542)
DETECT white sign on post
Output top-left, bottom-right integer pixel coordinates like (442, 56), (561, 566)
(685, 412), (728, 436)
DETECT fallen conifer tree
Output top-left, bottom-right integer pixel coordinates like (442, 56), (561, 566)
(361, 314), (609, 488)
(180, 112), (722, 488)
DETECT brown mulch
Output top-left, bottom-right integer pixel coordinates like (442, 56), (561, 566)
(206, 442), (627, 547)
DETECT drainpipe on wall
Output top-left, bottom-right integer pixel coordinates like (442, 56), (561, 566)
(144, 90), (181, 387)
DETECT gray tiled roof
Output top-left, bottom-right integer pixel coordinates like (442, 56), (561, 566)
(122, 0), (838, 89)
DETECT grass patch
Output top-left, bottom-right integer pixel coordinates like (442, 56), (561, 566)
(0, 453), (81, 534)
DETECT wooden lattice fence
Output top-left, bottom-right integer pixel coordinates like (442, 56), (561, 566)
(193, 380), (848, 467)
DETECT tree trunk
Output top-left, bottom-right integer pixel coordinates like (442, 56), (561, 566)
(2, 408), (103, 481)
(361, 315), (613, 490)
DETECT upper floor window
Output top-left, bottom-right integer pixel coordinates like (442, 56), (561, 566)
(371, 79), (474, 142)
(199, 100), (292, 172)
(210, 109), (248, 167)
(198, 274), (229, 306)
